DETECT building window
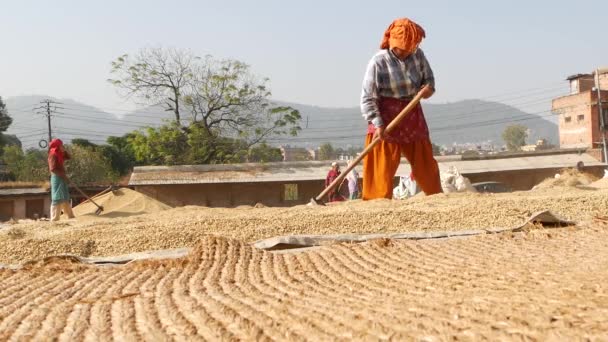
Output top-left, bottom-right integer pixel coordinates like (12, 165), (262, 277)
(565, 116), (572, 123)
(284, 184), (298, 201)
(577, 114), (585, 121)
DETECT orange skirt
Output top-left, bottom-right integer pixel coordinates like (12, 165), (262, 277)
(362, 135), (442, 200)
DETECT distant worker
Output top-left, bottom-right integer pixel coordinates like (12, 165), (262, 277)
(48, 139), (75, 221)
(346, 160), (360, 199)
(360, 17), (442, 199)
(325, 162), (342, 202)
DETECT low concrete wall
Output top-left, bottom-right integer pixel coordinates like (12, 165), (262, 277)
(0, 195), (51, 221)
(135, 166), (606, 208)
(136, 180), (328, 208)
(462, 166), (605, 191)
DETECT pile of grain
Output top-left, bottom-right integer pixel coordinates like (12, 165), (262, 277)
(72, 188), (170, 218)
(590, 177), (608, 189)
(533, 168), (597, 189)
(1, 187), (607, 264)
(2, 227), (608, 340)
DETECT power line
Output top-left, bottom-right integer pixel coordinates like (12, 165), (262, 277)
(33, 99), (63, 145)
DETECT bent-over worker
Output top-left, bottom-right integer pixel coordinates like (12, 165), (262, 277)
(325, 162), (342, 202)
(48, 138), (75, 221)
(360, 17), (442, 199)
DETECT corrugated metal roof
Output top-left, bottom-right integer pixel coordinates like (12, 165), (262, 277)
(128, 153), (605, 186)
(0, 188), (49, 197)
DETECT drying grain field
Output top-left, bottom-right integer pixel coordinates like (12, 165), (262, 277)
(1, 184), (608, 264)
(1, 224), (608, 340)
(1, 173), (608, 339)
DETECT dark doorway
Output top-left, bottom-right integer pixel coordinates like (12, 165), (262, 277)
(26, 199), (44, 219)
(0, 200), (14, 221)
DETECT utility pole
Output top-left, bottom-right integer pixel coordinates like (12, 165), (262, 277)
(595, 67), (608, 164)
(33, 99), (63, 148)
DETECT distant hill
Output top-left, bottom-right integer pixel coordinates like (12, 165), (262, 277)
(274, 99), (558, 149)
(4, 96), (131, 149)
(4, 96), (557, 150)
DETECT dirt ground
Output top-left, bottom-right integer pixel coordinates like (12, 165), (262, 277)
(1, 185), (607, 264)
(1, 224), (608, 340)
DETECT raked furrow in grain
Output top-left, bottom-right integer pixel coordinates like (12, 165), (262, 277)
(0, 227), (608, 340)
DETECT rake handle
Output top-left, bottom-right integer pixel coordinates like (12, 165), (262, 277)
(69, 180), (103, 211)
(314, 89), (425, 202)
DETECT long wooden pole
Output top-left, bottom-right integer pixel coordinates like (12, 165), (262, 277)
(313, 89), (425, 203)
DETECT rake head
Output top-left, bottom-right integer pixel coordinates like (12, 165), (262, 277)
(307, 197), (326, 206)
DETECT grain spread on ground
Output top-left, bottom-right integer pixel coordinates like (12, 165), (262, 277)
(1, 225), (608, 340)
(1, 186), (608, 264)
(72, 188), (170, 218)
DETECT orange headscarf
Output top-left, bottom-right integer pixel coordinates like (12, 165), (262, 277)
(380, 18), (426, 54)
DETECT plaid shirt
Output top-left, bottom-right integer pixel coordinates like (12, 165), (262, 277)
(360, 48), (435, 127)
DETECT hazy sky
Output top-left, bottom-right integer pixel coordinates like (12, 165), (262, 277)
(1, 0), (606, 113)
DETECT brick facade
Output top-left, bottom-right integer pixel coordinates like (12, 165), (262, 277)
(553, 74), (608, 158)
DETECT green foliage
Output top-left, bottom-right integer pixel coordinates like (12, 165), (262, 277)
(1, 146), (48, 182)
(128, 123), (189, 165)
(104, 134), (137, 175)
(66, 145), (117, 185)
(71, 138), (97, 148)
(1, 144), (117, 184)
(318, 143), (335, 161)
(109, 48), (301, 157)
(247, 143), (283, 163)
(0, 134), (21, 152)
(0, 97), (12, 133)
(502, 124), (528, 151)
(0, 97), (15, 155)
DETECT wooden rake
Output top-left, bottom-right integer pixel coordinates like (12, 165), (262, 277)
(309, 88), (426, 206)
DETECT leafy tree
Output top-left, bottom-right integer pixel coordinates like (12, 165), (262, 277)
(185, 123), (248, 164)
(502, 124), (528, 151)
(2, 146), (48, 182)
(318, 143), (335, 160)
(71, 138), (97, 149)
(128, 123), (189, 165)
(109, 48), (301, 165)
(105, 134), (137, 175)
(0, 97), (15, 155)
(108, 48), (196, 123)
(66, 145), (117, 185)
(183, 57), (301, 146)
(247, 143), (283, 163)
(0, 97), (12, 133)
(0, 134), (21, 151)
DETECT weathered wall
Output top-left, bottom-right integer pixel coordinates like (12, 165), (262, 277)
(0, 200), (14, 221)
(553, 92), (593, 148)
(136, 166), (605, 208)
(463, 166), (605, 191)
(0, 195), (52, 221)
(13, 199), (26, 219)
(590, 91), (608, 156)
(136, 180), (328, 207)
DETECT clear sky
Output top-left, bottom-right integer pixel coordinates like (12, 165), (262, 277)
(1, 0), (606, 112)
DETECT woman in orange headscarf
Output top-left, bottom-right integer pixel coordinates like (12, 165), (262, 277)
(48, 138), (75, 221)
(360, 18), (442, 199)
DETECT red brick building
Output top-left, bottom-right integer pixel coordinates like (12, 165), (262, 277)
(552, 73), (608, 158)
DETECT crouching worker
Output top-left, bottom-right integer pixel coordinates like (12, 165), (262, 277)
(360, 17), (443, 199)
(48, 139), (75, 221)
